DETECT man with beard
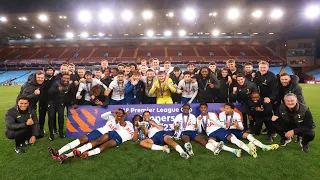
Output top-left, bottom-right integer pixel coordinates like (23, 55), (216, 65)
(196, 67), (220, 103)
(16, 71), (45, 111)
(243, 62), (256, 82)
(39, 65), (56, 136)
(5, 97), (40, 153)
(47, 73), (72, 140)
(279, 73), (305, 104)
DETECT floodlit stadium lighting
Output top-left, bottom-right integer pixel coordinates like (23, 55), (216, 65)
(146, 30), (154, 37)
(183, 8), (196, 21)
(305, 5), (320, 19)
(227, 8), (240, 20)
(99, 9), (113, 23)
(19, 16), (27, 21)
(0, 16), (7, 22)
(122, 10), (133, 21)
(168, 12), (174, 17)
(212, 12), (217, 16)
(78, 10), (92, 23)
(35, 34), (42, 39)
(212, 29), (220, 36)
(270, 9), (283, 19)
(80, 32), (89, 38)
(179, 30), (186, 36)
(66, 32), (74, 38)
(252, 10), (263, 18)
(142, 10), (153, 20)
(39, 14), (48, 22)
(98, 32), (105, 37)
(164, 30), (172, 36)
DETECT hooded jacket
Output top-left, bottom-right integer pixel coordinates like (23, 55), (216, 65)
(278, 75), (305, 104)
(16, 73), (43, 109)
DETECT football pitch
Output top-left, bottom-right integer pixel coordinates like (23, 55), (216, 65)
(0, 85), (319, 180)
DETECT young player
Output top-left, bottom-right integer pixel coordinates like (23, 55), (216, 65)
(197, 103), (242, 157)
(79, 111), (137, 159)
(219, 103), (279, 157)
(105, 72), (127, 105)
(176, 71), (198, 104)
(149, 71), (176, 104)
(173, 104), (224, 156)
(48, 109), (126, 163)
(140, 111), (190, 159)
(141, 69), (157, 104)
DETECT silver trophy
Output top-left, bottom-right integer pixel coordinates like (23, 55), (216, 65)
(173, 121), (181, 140)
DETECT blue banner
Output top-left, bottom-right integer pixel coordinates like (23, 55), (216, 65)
(66, 103), (242, 138)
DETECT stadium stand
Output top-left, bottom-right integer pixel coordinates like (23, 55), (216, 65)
(0, 70), (34, 84)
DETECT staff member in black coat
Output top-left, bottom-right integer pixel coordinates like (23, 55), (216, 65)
(47, 73), (72, 141)
(230, 73), (258, 131)
(279, 73), (305, 104)
(243, 62), (256, 82)
(5, 97), (40, 154)
(254, 61), (279, 110)
(196, 67), (220, 103)
(38, 65), (56, 135)
(272, 93), (315, 152)
(16, 71), (45, 111)
(248, 92), (274, 143)
(217, 68), (231, 103)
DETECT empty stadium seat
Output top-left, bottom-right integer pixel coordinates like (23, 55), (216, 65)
(167, 46), (196, 57)
(225, 45), (258, 56)
(122, 47), (136, 57)
(196, 46), (228, 57)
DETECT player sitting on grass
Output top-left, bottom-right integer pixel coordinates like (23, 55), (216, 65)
(197, 103), (242, 157)
(173, 104), (223, 157)
(219, 102), (279, 158)
(139, 111), (190, 159)
(48, 109), (126, 162)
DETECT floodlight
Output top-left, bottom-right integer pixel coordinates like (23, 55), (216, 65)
(179, 30), (186, 36)
(252, 10), (263, 18)
(39, 14), (48, 21)
(80, 32), (89, 38)
(212, 29), (220, 36)
(305, 5), (320, 19)
(164, 30), (172, 36)
(122, 10), (133, 21)
(146, 30), (154, 37)
(35, 34), (42, 39)
(270, 9), (283, 19)
(66, 32), (74, 38)
(228, 8), (240, 20)
(78, 10), (91, 23)
(99, 9), (113, 23)
(183, 8), (196, 21)
(98, 32), (105, 37)
(142, 10), (153, 20)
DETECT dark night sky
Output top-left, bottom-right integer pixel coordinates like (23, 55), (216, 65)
(0, 0), (318, 56)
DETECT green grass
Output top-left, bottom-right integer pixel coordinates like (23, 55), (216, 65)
(0, 85), (319, 180)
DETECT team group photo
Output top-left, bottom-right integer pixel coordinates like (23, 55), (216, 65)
(0, 0), (319, 179)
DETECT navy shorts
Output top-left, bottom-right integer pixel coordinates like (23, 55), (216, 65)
(181, 130), (199, 140)
(109, 99), (125, 105)
(87, 129), (103, 141)
(208, 128), (231, 143)
(108, 131), (123, 146)
(181, 97), (197, 104)
(151, 131), (168, 145)
(228, 129), (245, 139)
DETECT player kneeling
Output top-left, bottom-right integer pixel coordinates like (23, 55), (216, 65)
(173, 104), (223, 157)
(219, 103), (279, 158)
(139, 111), (190, 159)
(48, 109), (128, 163)
(197, 103), (242, 157)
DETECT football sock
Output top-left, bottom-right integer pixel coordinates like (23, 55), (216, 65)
(88, 148), (101, 157)
(151, 144), (164, 151)
(230, 135), (250, 154)
(58, 139), (80, 155)
(247, 134), (265, 148)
